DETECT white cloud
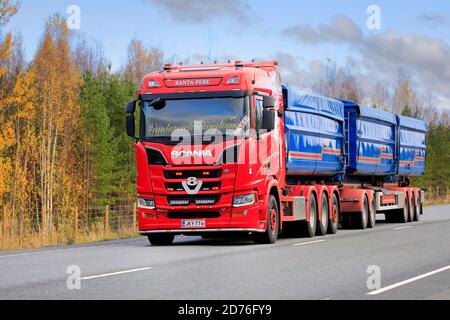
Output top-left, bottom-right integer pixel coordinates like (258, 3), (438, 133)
(282, 14), (450, 109)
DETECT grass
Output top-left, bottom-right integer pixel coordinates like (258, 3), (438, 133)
(0, 221), (138, 251)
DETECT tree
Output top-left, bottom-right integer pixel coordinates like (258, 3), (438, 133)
(123, 38), (163, 85)
(0, 0), (18, 206)
(313, 58), (360, 102)
(0, 0), (17, 77)
(30, 15), (84, 232)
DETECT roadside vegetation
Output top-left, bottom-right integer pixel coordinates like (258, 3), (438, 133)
(0, 2), (449, 250)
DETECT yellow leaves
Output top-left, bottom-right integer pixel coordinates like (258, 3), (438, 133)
(0, 0), (18, 24)
(0, 33), (13, 77)
(0, 121), (15, 149)
(0, 0), (18, 77)
(0, 156), (12, 200)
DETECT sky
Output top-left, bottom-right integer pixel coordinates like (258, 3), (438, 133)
(5, 0), (450, 108)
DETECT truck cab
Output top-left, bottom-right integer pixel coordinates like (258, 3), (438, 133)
(126, 61), (286, 245)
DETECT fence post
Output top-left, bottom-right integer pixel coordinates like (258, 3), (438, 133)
(74, 207), (78, 243)
(133, 202), (137, 233)
(105, 205), (109, 237)
(437, 186), (440, 200)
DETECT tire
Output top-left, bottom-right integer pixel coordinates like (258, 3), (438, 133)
(396, 194), (409, 223)
(415, 193), (422, 221)
(367, 195), (376, 229)
(316, 193), (329, 236)
(407, 193), (414, 222)
(253, 195), (279, 244)
(300, 195), (317, 238)
(413, 193), (421, 222)
(353, 195), (369, 229)
(148, 234), (175, 246)
(327, 193), (339, 234)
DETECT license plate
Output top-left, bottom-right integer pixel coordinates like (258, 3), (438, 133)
(181, 220), (206, 229)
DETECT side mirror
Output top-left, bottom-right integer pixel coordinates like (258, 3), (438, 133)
(126, 114), (135, 138)
(126, 100), (137, 114)
(263, 96), (276, 109)
(262, 109), (275, 131)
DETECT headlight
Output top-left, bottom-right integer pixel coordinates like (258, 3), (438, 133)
(233, 193), (256, 207)
(138, 198), (155, 209)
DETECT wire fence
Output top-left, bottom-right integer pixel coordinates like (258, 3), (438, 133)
(0, 203), (138, 250)
(424, 186), (450, 204)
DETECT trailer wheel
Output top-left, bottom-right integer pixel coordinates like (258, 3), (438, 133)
(148, 234), (175, 246)
(253, 195), (279, 244)
(396, 194), (409, 223)
(407, 193), (414, 222)
(300, 195), (317, 238)
(415, 193), (422, 221)
(316, 193), (329, 236)
(327, 194), (339, 234)
(367, 196), (376, 229)
(353, 195), (369, 229)
(412, 193), (420, 222)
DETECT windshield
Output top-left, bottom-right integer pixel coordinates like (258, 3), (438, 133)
(141, 97), (251, 141)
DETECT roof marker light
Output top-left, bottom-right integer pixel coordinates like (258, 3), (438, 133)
(148, 80), (160, 88)
(226, 76), (240, 85)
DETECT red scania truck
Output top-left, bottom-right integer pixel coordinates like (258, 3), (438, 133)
(125, 61), (427, 245)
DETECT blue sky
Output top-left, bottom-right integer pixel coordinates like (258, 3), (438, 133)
(5, 0), (450, 108)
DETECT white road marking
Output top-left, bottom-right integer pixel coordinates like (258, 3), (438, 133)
(81, 267), (152, 280)
(293, 240), (326, 246)
(394, 226), (413, 230)
(368, 265), (450, 296)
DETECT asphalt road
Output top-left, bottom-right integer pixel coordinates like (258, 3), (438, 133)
(1, 205), (449, 300)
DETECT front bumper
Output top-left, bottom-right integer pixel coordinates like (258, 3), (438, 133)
(140, 228), (264, 235)
(138, 202), (265, 234)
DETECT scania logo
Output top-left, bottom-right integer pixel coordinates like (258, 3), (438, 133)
(175, 79), (210, 86)
(171, 150), (213, 159)
(182, 177), (203, 195)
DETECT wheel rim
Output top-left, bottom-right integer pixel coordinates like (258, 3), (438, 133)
(269, 208), (277, 234)
(332, 203), (338, 224)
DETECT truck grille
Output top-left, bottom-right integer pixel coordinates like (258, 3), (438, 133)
(167, 195), (221, 206)
(164, 169), (222, 180)
(165, 182), (221, 192)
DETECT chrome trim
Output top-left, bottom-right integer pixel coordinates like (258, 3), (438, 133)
(140, 228), (264, 235)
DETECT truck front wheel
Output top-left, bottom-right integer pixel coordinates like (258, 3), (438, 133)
(148, 234), (175, 246)
(253, 195), (279, 244)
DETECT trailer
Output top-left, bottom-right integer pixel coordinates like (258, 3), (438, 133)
(125, 60), (428, 245)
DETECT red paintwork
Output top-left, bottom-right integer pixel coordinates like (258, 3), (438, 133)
(132, 61), (422, 237)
